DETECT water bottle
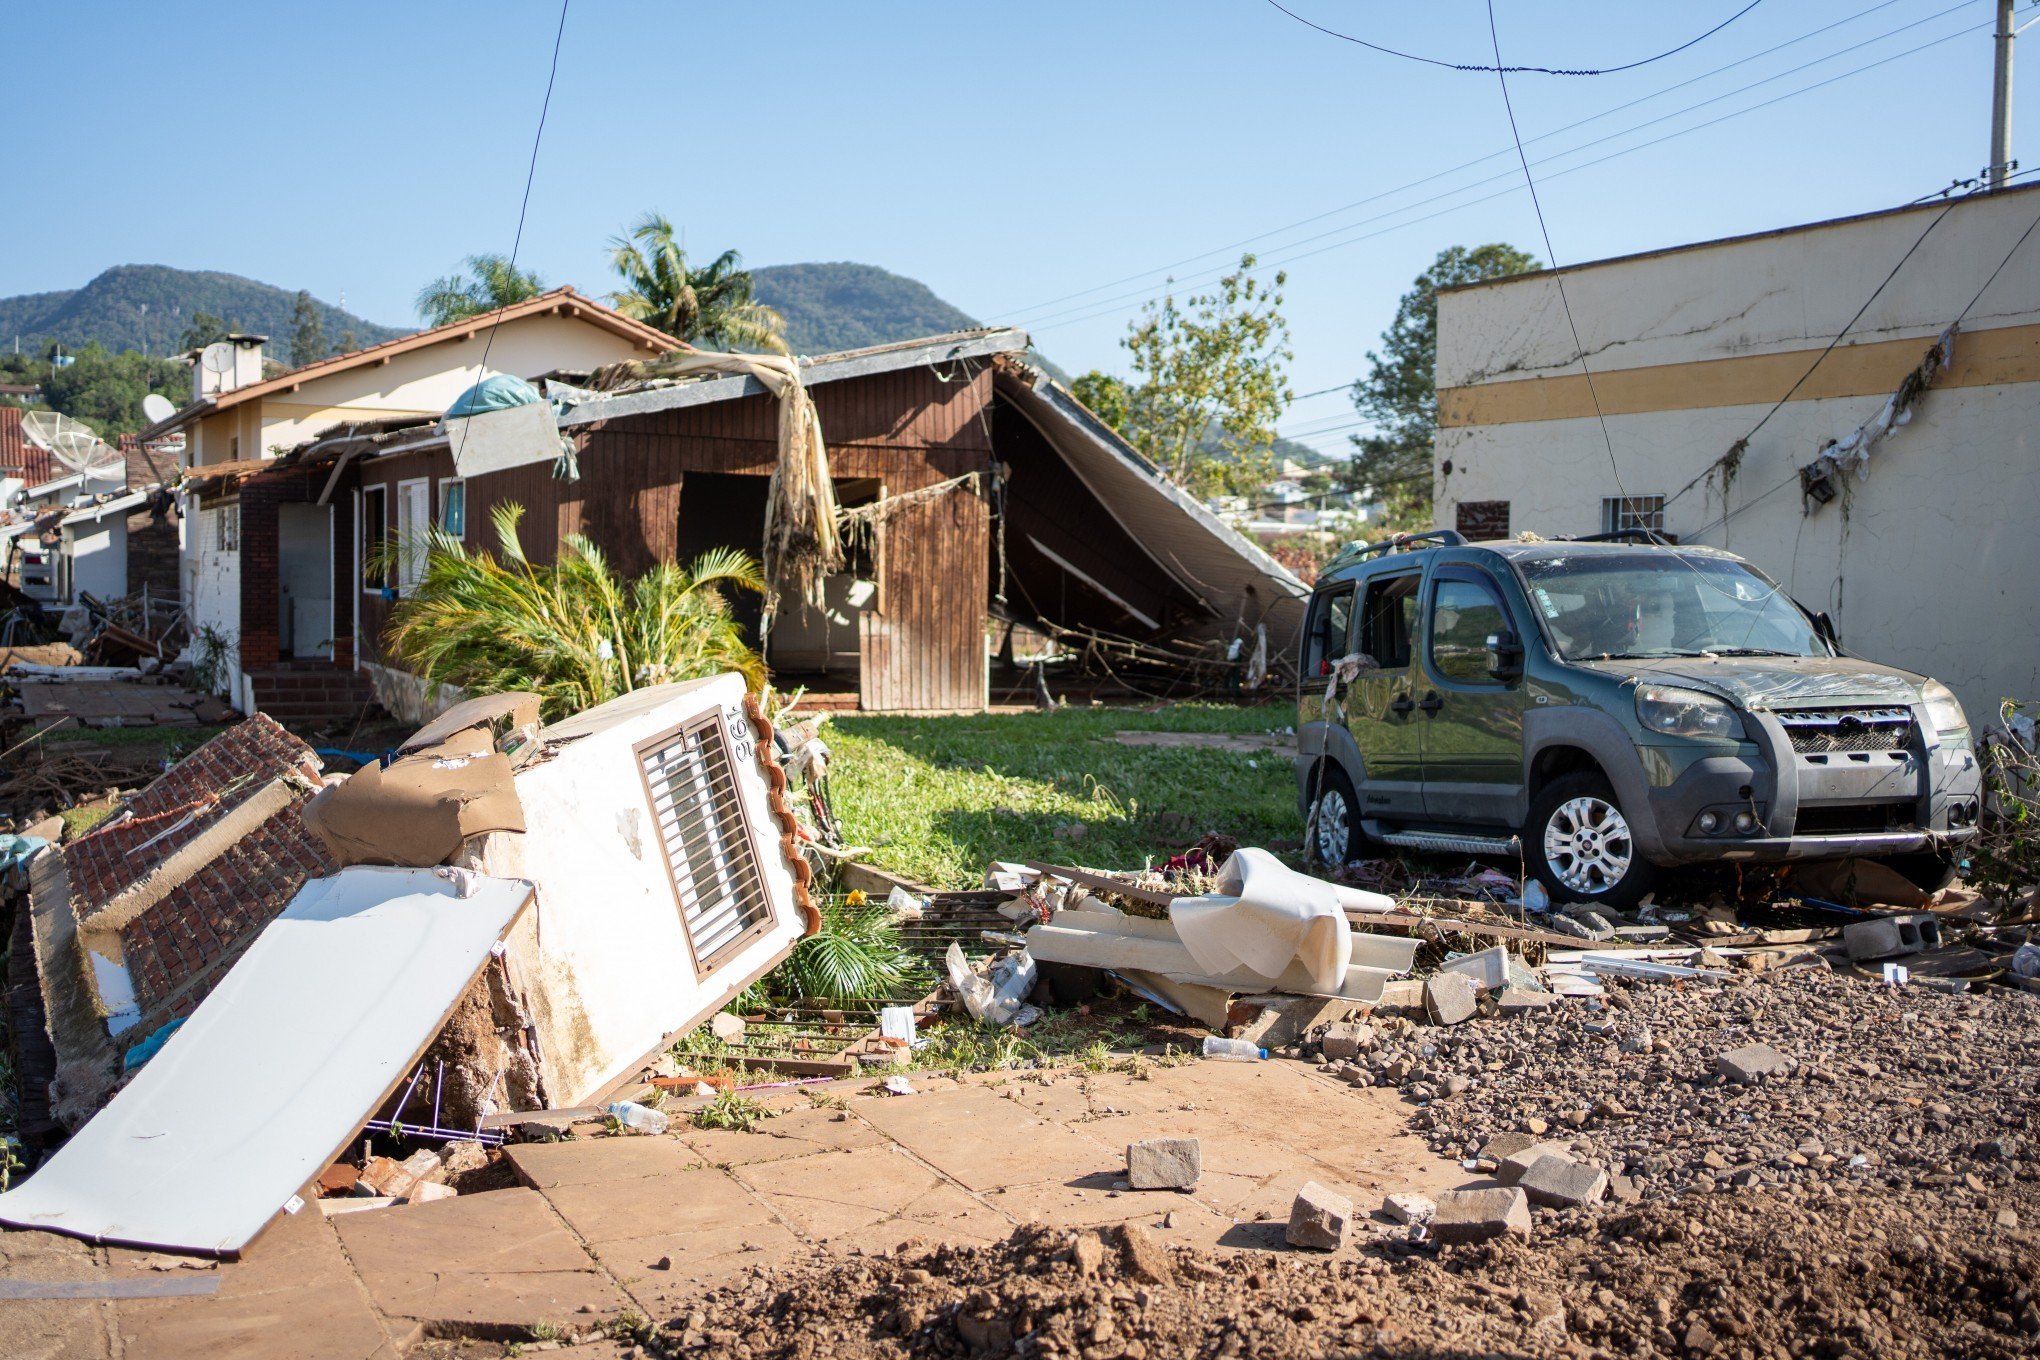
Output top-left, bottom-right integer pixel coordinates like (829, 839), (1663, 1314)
(2012, 943), (2040, 980)
(1202, 1036), (1268, 1062)
(608, 1100), (670, 1135)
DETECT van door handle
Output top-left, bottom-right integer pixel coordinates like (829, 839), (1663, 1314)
(1390, 695), (1414, 715)
(1417, 693), (1444, 714)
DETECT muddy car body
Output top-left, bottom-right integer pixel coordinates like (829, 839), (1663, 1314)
(1294, 531), (1982, 907)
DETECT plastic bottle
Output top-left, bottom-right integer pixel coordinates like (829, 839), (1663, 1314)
(607, 1100), (670, 1135)
(2013, 943), (2040, 980)
(1201, 1036), (1268, 1062)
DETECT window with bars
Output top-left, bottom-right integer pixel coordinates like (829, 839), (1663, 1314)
(636, 712), (772, 976)
(1600, 495), (1665, 536)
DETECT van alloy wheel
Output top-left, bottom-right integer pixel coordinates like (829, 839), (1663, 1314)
(1543, 795), (1634, 895)
(1310, 779), (1354, 867)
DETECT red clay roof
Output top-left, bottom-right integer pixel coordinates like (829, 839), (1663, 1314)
(140, 286), (687, 441)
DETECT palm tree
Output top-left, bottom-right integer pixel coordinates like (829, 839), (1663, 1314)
(607, 213), (788, 353)
(381, 502), (765, 721)
(415, 254), (546, 326)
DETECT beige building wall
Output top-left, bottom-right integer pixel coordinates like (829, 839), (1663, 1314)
(1433, 184), (2040, 724)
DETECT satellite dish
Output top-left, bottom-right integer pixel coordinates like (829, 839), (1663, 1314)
(142, 393), (177, 424)
(21, 410), (126, 482)
(200, 342), (236, 381)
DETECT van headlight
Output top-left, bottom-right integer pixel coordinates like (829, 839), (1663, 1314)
(1635, 684), (1741, 740)
(1921, 680), (1968, 737)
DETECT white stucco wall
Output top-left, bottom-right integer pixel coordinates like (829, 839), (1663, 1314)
(1433, 186), (2040, 724)
(479, 676), (806, 1106)
(182, 503), (246, 707)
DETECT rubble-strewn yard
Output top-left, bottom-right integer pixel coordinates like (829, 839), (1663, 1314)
(828, 704), (1298, 887)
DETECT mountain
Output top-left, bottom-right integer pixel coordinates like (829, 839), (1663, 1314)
(750, 262), (982, 355)
(0, 265), (403, 357)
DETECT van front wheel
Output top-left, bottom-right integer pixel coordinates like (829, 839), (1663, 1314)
(1306, 765), (1360, 869)
(1527, 771), (1658, 910)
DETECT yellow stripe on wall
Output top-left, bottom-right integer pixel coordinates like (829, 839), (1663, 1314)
(1437, 321), (2040, 428)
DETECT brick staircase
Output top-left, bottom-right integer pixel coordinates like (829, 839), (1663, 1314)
(246, 664), (382, 726)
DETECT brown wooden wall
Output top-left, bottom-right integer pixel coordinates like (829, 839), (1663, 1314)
(351, 364), (997, 710)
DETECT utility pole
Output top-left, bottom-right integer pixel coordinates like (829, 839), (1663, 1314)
(1990, 0), (2015, 190)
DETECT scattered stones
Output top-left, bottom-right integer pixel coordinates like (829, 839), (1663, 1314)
(1381, 1191), (1435, 1225)
(1715, 1042), (1791, 1084)
(1319, 1020), (1374, 1061)
(1430, 1187), (1533, 1244)
(1517, 1155), (1609, 1209)
(1126, 1137), (1201, 1190)
(1285, 1180), (1352, 1250)
(1071, 1231), (1106, 1277)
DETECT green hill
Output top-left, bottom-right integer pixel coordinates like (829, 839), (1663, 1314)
(0, 265), (402, 357)
(749, 262), (982, 355)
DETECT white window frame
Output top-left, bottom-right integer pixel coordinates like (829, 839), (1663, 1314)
(438, 477), (467, 540)
(1600, 494), (1666, 536)
(394, 477), (431, 595)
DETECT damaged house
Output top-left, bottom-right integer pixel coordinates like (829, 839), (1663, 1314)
(2, 672), (817, 1254)
(202, 328), (1304, 719)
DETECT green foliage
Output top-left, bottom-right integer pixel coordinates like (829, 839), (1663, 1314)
(608, 213), (787, 354)
(765, 894), (921, 1003)
(18, 342), (188, 437)
(415, 254), (545, 326)
(1972, 701), (2040, 908)
(0, 265), (398, 357)
(827, 702), (1296, 887)
(1347, 243), (1538, 527)
(379, 501), (766, 723)
(177, 311), (233, 352)
(1088, 255), (1294, 500)
(749, 262), (978, 354)
(288, 290), (328, 366)
(692, 1089), (776, 1132)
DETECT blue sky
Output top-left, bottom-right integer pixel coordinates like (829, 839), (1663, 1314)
(5, 1), (2029, 454)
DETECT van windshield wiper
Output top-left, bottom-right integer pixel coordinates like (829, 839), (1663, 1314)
(1584, 650), (1714, 660)
(1706, 647), (1804, 658)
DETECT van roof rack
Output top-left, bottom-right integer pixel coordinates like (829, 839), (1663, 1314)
(1334, 529), (1467, 562)
(1559, 529), (1677, 546)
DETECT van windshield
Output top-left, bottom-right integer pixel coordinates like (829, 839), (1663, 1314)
(1514, 552), (1828, 661)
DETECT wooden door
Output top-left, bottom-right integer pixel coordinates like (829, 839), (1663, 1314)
(857, 482), (988, 712)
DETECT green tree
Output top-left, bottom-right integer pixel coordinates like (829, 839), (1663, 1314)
(288, 290), (328, 366)
(1348, 243), (1538, 529)
(336, 329), (359, 355)
(415, 254), (545, 326)
(176, 311), (233, 352)
(607, 213), (787, 353)
(36, 344), (188, 437)
(1076, 254), (1293, 500)
(380, 502), (765, 722)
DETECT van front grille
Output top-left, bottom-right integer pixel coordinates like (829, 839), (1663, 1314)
(1775, 706), (1912, 754)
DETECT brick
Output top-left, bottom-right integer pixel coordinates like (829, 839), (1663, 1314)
(1424, 973), (1480, 1026)
(1126, 1137), (1201, 1190)
(1285, 1180), (1351, 1251)
(1517, 1155), (1608, 1209)
(1381, 1191), (1435, 1225)
(1497, 1141), (1574, 1185)
(1431, 1187), (1532, 1245)
(1842, 913), (1943, 961)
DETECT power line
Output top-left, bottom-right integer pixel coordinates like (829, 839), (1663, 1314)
(1262, 0), (1768, 77)
(992, 0), (1918, 321)
(1025, 12), (1990, 336)
(1487, 0), (1625, 498)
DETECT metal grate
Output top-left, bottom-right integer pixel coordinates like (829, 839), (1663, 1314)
(1775, 707), (1912, 754)
(638, 714), (772, 976)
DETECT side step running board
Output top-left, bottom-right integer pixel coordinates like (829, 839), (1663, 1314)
(1362, 822), (1521, 857)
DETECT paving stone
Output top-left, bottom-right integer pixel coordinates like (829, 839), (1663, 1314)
(1715, 1043), (1791, 1084)
(1230, 995), (1353, 1049)
(1517, 1155), (1609, 1209)
(1381, 1191), (1435, 1224)
(1497, 1141), (1574, 1185)
(505, 1134), (699, 1190)
(1480, 1131), (1542, 1160)
(1284, 1180), (1351, 1251)
(1319, 1021), (1374, 1061)
(333, 1187), (629, 1331)
(1497, 986), (1557, 1013)
(1424, 974), (1480, 1026)
(1430, 1187), (1533, 1245)
(1126, 1137), (1201, 1190)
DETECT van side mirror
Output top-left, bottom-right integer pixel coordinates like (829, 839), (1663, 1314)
(1812, 611), (1840, 651)
(1486, 630), (1525, 681)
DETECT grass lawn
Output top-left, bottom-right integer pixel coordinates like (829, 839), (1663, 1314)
(827, 701), (1303, 888)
